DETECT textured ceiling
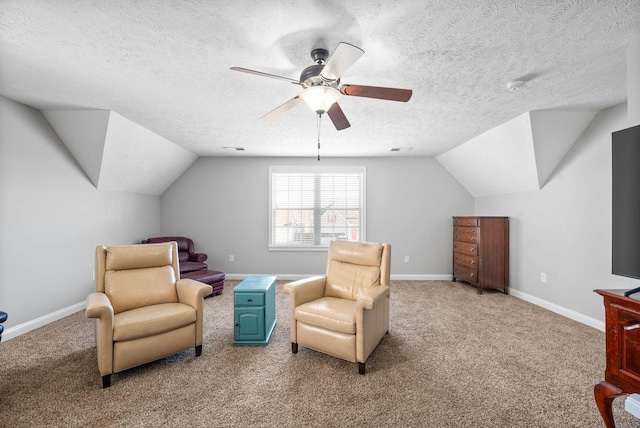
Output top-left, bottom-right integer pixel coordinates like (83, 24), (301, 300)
(0, 0), (638, 158)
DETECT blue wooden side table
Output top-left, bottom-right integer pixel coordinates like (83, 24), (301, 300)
(233, 276), (276, 346)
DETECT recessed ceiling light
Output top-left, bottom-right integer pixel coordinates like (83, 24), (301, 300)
(506, 80), (527, 91)
(390, 147), (412, 152)
(223, 147), (245, 151)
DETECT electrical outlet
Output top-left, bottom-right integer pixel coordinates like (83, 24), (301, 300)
(541, 272), (547, 283)
(404, 256), (410, 263)
(229, 255), (234, 262)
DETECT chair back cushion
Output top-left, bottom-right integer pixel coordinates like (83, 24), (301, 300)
(104, 243), (178, 314)
(142, 237), (194, 262)
(325, 241), (383, 300)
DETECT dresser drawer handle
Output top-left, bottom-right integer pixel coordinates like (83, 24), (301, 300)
(247, 299), (253, 303)
(623, 323), (640, 331)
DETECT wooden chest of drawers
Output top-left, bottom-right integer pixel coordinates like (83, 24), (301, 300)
(453, 216), (509, 294)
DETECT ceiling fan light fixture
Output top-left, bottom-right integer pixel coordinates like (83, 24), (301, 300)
(299, 86), (341, 114)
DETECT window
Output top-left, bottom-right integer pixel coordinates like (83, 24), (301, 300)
(269, 166), (366, 250)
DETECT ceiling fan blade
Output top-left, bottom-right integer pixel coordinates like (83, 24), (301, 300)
(320, 42), (364, 81)
(230, 67), (300, 85)
(260, 96), (303, 121)
(327, 103), (351, 131)
(339, 84), (413, 102)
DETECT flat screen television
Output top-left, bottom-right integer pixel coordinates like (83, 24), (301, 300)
(612, 123), (640, 281)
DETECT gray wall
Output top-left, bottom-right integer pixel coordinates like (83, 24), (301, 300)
(6, 94), (633, 336)
(160, 157), (474, 278)
(476, 103), (639, 323)
(0, 96), (160, 336)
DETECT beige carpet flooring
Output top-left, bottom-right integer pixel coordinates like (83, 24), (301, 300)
(0, 280), (636, 427)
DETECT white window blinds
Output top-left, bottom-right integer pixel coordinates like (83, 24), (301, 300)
(269, 166), (366, 250)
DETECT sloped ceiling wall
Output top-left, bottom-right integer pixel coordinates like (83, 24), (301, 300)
(436, 110), (597, 197)
(43, 110), (197, 196)
(42, 107), (598, 198)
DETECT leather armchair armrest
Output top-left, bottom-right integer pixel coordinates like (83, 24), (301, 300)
(176, 278), (212, 309)
(283, 276), (326, 345)
(356, 285), (390, 311)
(355, 285), (390, 363)
(189, 252), (208, 263)
(283, 276), (326, 307)
(86, 292), (115, 376)
(176, 278), (212, 347)
(86, 292), (114, 321)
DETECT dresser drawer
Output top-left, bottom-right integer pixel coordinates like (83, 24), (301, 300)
(454, 217), (478, 227)
(454, 252), (478, 269)
(454, 264), (479, 284)
(453, 241), (478, 256)
(234, 292), (265, 306)
(454, 226), (479, 243)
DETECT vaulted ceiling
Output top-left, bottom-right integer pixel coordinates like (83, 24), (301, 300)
(1, 1), (638, 195)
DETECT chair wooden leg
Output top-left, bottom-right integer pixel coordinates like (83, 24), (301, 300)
(195, 345), (202, 357)
(358, 362), (366, 375)
(102, 374), (111, 388)
(291, 342), (298, 353)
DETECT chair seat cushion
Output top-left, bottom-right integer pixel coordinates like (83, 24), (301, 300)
(180, 261), (208, 273)
(113, 303), (196, 341)
(182, 269), (224, 284)
(294, 297), (356, 334)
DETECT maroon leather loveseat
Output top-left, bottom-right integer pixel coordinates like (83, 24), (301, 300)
(141, 236), (224, 296)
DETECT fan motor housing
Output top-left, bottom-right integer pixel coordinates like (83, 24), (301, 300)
(299, 65), (324, 86)
(300, 65), (340, 88)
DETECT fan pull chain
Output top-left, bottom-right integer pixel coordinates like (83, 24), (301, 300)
(316, 113), (322, 161)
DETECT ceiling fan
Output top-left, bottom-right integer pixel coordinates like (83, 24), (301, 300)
(230, 42), (412, 130)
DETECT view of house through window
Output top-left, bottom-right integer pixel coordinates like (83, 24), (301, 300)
(269, 166), (365, 250)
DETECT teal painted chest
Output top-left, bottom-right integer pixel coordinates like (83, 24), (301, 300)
(233, 276), (276, 346)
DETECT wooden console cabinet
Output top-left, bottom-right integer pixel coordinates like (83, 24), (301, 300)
(594, 289), (640, 428)
(452, 216), (509, 294)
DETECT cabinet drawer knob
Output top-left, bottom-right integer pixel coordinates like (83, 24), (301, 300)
(469, 248), (474, 252)
(247, 299), (253, 302)
(470, 273), (474, 277)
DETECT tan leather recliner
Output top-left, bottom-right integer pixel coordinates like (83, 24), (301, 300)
(283, 240), (391, 374)
(86, 242), (212, 388)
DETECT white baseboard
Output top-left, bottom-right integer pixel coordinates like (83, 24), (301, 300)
(509, 288), (604, 331)
(2, 301), (87, 342)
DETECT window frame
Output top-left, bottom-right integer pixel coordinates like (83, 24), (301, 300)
(268, 165), (366, 251)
